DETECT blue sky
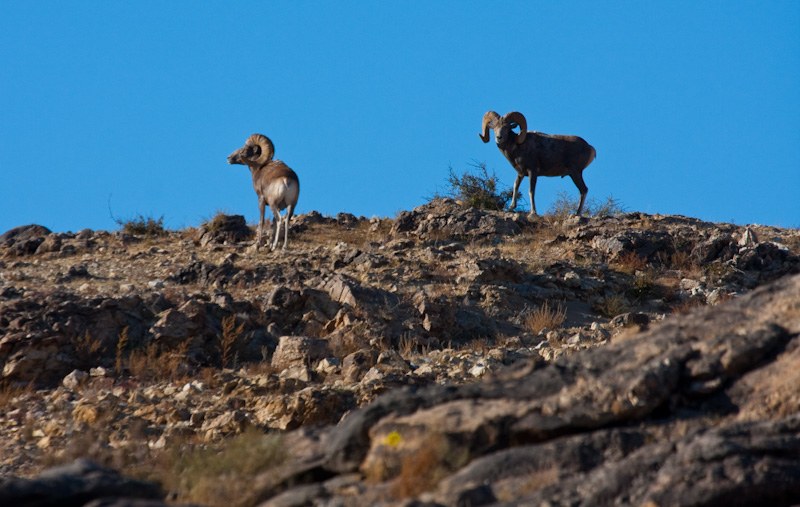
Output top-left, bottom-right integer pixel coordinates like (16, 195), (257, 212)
(1, 2), (798, 233)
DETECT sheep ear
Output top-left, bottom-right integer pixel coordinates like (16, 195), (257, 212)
(248, 145), (261, 158)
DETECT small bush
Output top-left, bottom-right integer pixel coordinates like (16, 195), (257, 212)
(629, 272), (656, 300)
(128, 339), (191, 382)
(118, 214), (167, 237)
(436, 161), (513, 211)
(615, 251), (647, 274)
(596, 293), (628, 318)
(523, 301), (567, 334)
(547, 192), (626, 218)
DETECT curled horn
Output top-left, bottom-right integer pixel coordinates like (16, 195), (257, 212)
(479, 111), (501, 143)
(504, 111), (527, 144)
(247, 134), (275, 165)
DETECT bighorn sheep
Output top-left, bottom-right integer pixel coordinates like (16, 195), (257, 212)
(227, 134), (300, 250)
(480, 111), (596, 216)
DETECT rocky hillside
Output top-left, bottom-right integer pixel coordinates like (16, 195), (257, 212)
(1, 199), (799, 506)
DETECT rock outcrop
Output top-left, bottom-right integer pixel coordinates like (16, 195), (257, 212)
(1, 201), (799, 506)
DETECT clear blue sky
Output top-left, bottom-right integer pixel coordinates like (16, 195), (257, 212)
(1, 2), (798, 233)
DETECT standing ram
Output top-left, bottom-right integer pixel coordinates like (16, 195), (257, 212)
(227, 134), (300, 251)
(480, 111), (596, 216)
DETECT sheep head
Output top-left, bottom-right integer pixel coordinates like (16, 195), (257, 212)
(227, 134), (275, 167)
(479, 111), (527, 145)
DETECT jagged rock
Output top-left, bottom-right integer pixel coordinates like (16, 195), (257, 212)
(1, 206), (800, 505)
(266, 285), (307, 312)
(150, 302), (206, 349)
(391, 198), (522, 238)
(199, 214), (252, 246)
(691, 231), (737, 263)
(322, 273), (398, 309)
(610, 312), (650, 328)
(62, 369), (88, 390)
(0, 291), (150, 385)
(271, 336), (331, 370)
(591, 228), (673, 262)
(336, 212), (360, 228)
(246, 273), (800, 505)
(0, 224), (53, 256)
(35, 233), (63, 255)
(342, 349), (377, 383)
(733, 241), (797, 278)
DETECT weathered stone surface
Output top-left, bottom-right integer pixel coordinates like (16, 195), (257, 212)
(198, 214), (252, 246)
(0, 224), (53, 256)
(1, 207), (800, 505)
(249, 273), (800, 506)
(392, 198), (522, 238)
(271, 336), (331, 370)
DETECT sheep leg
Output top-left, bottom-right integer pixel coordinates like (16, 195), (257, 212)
(528, 173), (538, 216)
(570, 172), (589, 216)
(270, 205), (282, 251)
(509, 174), (524, 211)
(257, 199), (267, 249)
(282, 203), (295, 249)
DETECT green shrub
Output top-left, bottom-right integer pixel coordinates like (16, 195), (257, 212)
(437, 162), (513, 211)
(118, 214), (167, 237)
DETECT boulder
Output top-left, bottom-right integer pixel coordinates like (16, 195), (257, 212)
(271, 336), (331, 371)
(0, 224), (52, 256)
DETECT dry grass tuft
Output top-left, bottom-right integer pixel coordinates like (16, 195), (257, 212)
(523, 301), (567, 334)
(596, 294), (628, 318)
(128, 339), (192, 382)
(671, 298), (706, 315)
(71, 330), (105, 369)
(219, 315), (246, 368)
(0, 381), (34, 410)
(115, 327), (129, 373)
(614, 251), (647, 274)
(300, 220), (387, 249)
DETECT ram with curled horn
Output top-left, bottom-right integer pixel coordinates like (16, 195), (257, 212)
(227, 133), (300, 251)
(480, 111), (596, 216)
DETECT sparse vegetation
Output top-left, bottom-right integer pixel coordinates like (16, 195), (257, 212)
(436, 161), (513, 211)
(70, 330), (105, 369)
(547, 191), (626, 218)
(4, 197), (800, 505)
(219, 315), (245, 368)
(115, 327), (129, 373)
(117, 214), (167, 237)
(629, 271), (656, 300)
(615, 251), (647, 274)
(127, 339), (191, 382)
(523, 301), (567, 334)
(596, 293), (628, 318)
(169, 427), (286, 506)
